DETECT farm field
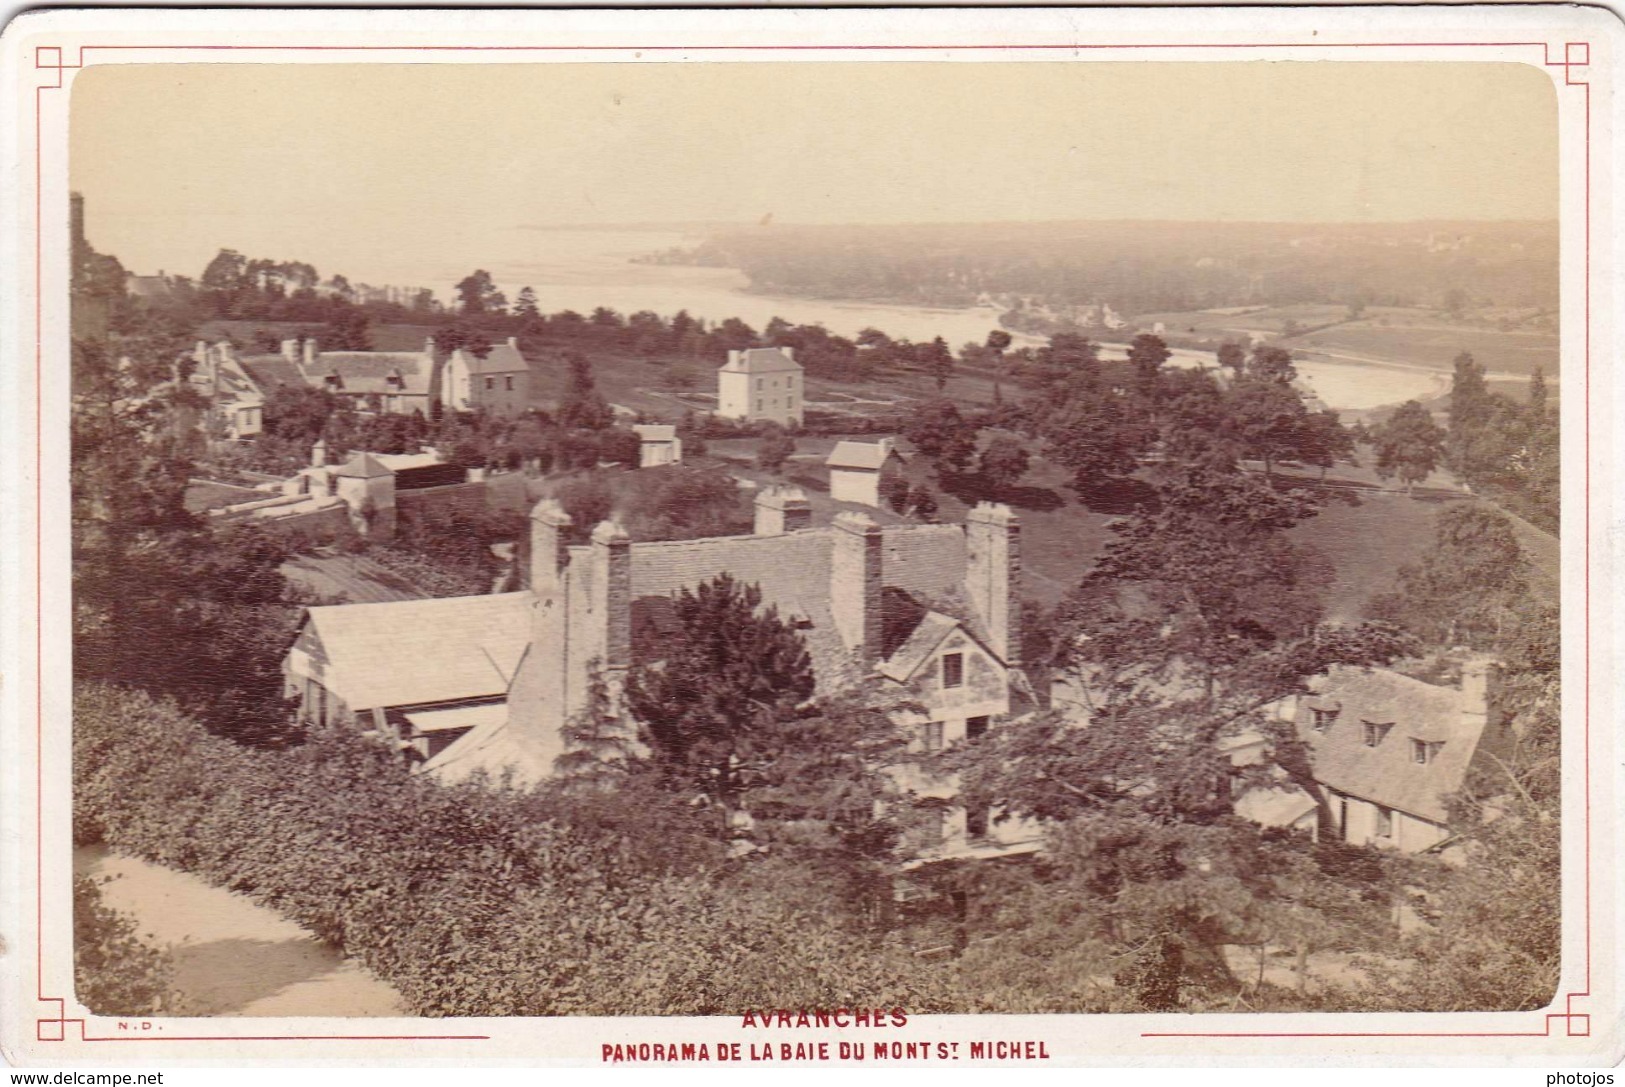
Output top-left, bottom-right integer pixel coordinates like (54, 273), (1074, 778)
(1133, 306), (1559, 380)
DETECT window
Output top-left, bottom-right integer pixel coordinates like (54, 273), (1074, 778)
(485, 377), (495, 391)
(757, 378), (764, 390)
(923, 721), (945, 753)
(1375, 806), (1393, 838)
(505, 376), (514, 391)
(757, 400), (764, 413)
(1411, 739), (1444, 764)
(941, 652), (964, 689)
(1311, 707), (1339, 732)
(966, 715), (990, 741)
(966, 805), (989, 839)
(1362, 721), (1393, 747)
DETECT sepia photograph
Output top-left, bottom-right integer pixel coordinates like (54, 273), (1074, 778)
(3, 5), (1618, 1069)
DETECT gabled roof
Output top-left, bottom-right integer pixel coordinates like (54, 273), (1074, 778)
(826, 441), (900, 471)
(455, 342), (528, 375)
(876, 610), (963, 683)
(333, 452), (394, 480)
(298, 592), (532, 711)
(1296, 665), (1487, 823)
(719, 347), (801, 374)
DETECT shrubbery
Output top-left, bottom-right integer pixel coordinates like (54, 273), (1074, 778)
(74, 683), (956, 1016)
(74, 877), (177, 1016)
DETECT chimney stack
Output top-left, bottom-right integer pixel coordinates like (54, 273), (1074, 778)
(831, 511), (884, 664)
(965, 502), (1021, 665)
(529, 499), (573, 591)
(311, 438), (328, 468)
(302, 339), (317, 369)
(590, 521), (633, 673)
(754, 485), (811, 536)
(281, 338), (300, 364)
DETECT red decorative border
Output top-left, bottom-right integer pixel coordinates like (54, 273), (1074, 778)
(28, 35), (1594, 1048)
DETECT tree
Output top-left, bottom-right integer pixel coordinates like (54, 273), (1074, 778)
(514, 286), (541, 321)
(1126, 333), (1171, 403)
(985, 329), (1013, 404)
(923, 336), (954, 391)
(1227, 378), (1310, 479)
(557, 352), (613, 431)
(756, 424), (797, 473)
(553, 661), (639, 788)
(200, 248), (248, 293)
(904, 399), (979, 479)
(977, 434), (1030, 496)
(623, 575), (815, 813)
(454, 269), (505, 316)
(1446, 351), (1493, 477)
(323, 308), (372, 351)
(1365, 503), (1530, 648)
(1370, 400), (1446, 494)
(1294, 409), (1357, 479)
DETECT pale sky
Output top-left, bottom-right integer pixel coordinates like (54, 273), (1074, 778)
(72, 61), (1556, 280)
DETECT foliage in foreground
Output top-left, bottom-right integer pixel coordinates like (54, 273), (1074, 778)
(74, 683), (957, 1017)
(74, 876), (177, 1016)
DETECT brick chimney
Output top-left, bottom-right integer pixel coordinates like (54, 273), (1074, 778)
(831, 511), (884, 664)
(529, 499), (573, 591)
(965, 502), (1021, 665)
(589, 521), (633, 674)
(754, 485), (811, 536)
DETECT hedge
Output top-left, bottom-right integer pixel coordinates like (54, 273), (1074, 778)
(74, 683), (955, 1016)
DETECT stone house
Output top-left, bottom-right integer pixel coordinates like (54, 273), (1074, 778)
(440, 337), (530, 416)
(188, 340), (264, 439)
(1273, 658), (1511, 853)
(239, 338), (435, 416)
(297, 484), (1037, 859)
(826, 438), (906, 508)
(716, 347), (804, 427)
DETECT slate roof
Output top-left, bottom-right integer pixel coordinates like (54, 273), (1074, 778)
(310, 352), (433, 396)
(719, 347), (801, 374)
(626, 522), (982, 693)
(299, 592), (532, 711)
(826, 441), (899, 471)
(456, 342), (528, 375)
(1295, 665), (1487, 823)
(238, 355), (306, 392)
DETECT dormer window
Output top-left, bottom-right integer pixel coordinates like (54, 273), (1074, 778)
(941, 652), (964, 690)
(386, 369), (404, 390)
(1411, 739), (1444, 764)
(1311, 707), (1339, 732)
(324, 373), (343, 390)
(1362, 721), (1394, 748)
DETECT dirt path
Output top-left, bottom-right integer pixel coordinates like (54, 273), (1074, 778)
(75, 846), (404, 1017)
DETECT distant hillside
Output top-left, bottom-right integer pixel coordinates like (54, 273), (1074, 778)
(646, 220), (1558, 317)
